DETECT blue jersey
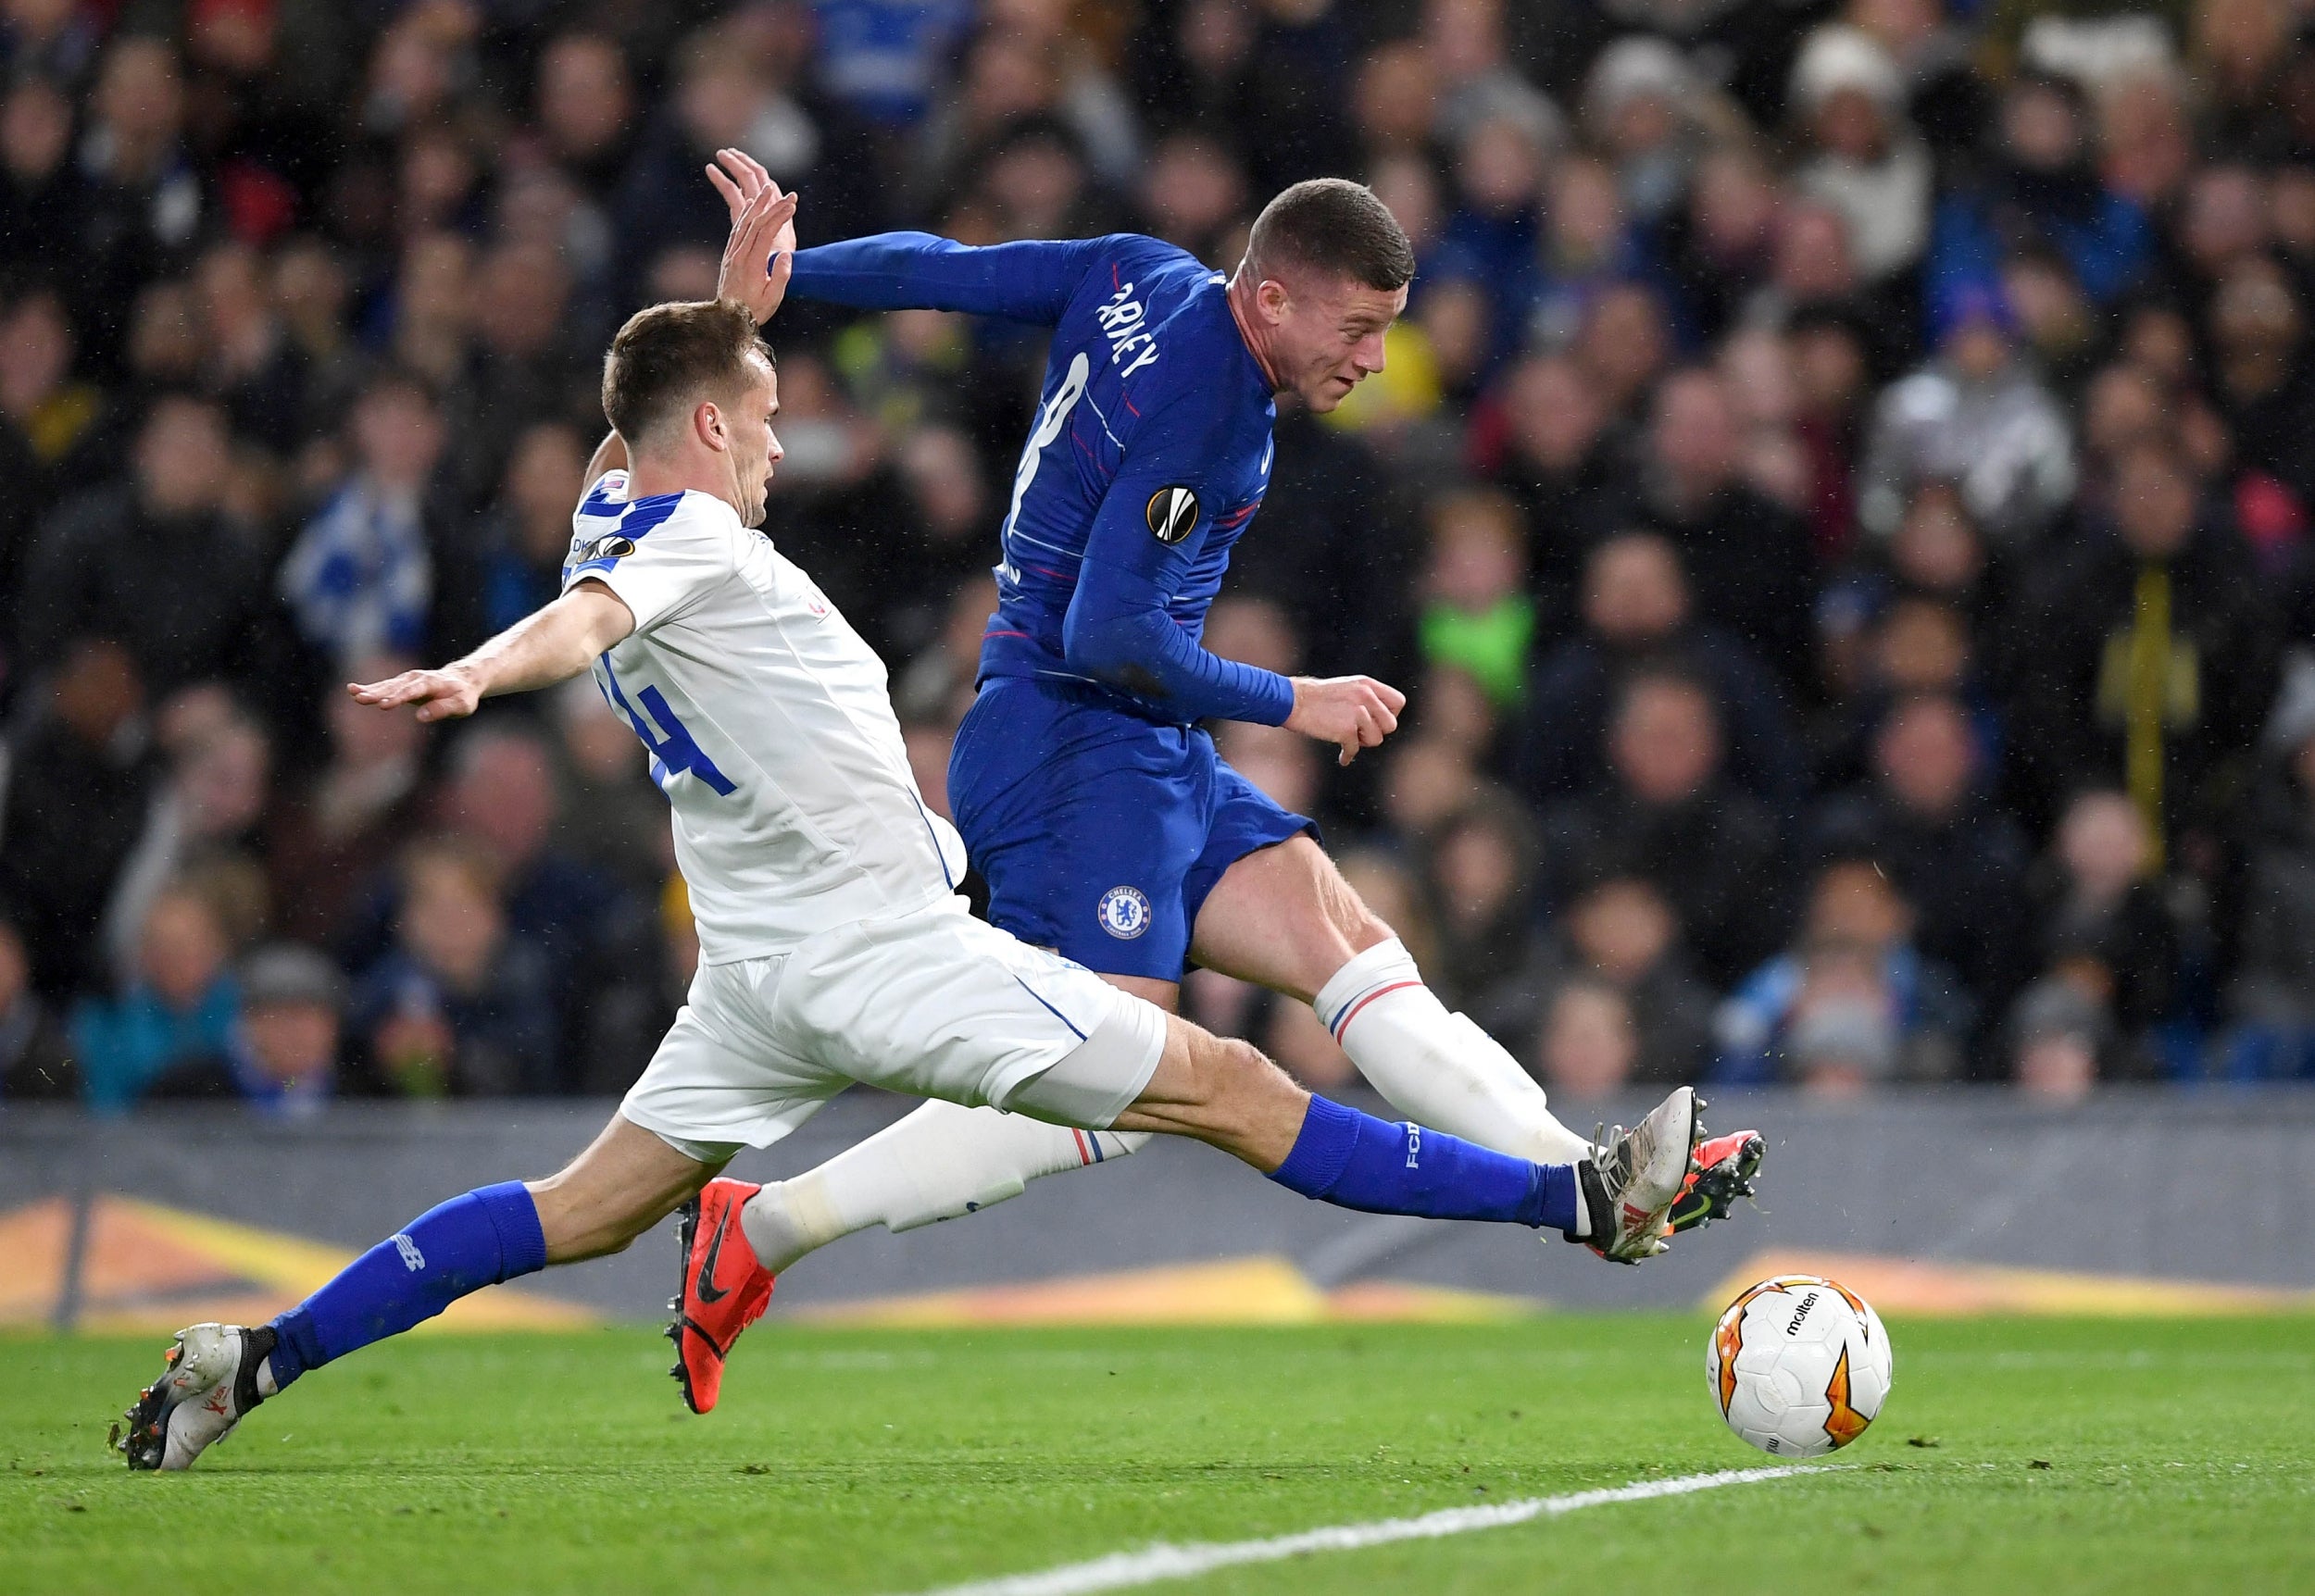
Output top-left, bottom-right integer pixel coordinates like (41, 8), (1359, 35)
(786, 232), (1295, 727)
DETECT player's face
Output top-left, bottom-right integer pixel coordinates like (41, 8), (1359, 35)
(727, 362), (782, 528)
(1272, 275), (1408, 413)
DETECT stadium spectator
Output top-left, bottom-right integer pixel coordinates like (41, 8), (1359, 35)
(1416, 487), (1532, 710)
(2005, 442), (2279, 848)
(72, 884), (241, 1112)
(534, 31), (639, 198)
(279, 369), (447, 667)
(440, 722), (653, 1086)
(1533, 872), (1716, 1083)
(1517, 532), (1801, 807)
(73, 35), (206, 372)
(1532, 975), (1641, 1104)
(1545, 668), (1785, 985)
(546, 677), (669, 902)
(2021, 790), (2183, 1078)
(1414, 788), (1549, 1041)
(1923, 70), (2152, 325)
(19, 393), (270, 703)
(0, 77), (85, 288)
(0, 287), (106, 612)
(1713, 856), (1971, 1091)
(1811, 693), (2034, 1026)
(2006, 965), (2109, 1102)
(1856, 288), (2077, 549)
(1787, 26), (1932, 289)
(1479, 355), (1630, 638)
(1641, 368), (1819, 691)
(98, 705), (273, 991)
(148, 942), (357, 1112)
(350, 838), (557, 1098)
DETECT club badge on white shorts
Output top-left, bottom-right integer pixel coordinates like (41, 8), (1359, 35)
(1096, 885), (1152, 940)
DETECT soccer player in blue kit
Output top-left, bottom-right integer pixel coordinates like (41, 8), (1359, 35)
(670, 154), (1767, 1385)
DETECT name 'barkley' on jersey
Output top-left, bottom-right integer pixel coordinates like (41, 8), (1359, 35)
(561, 470), (967, 962)
(970, 236), (1276, 711)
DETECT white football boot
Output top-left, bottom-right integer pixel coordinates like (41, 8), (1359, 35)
(117, 1323), (275, 1471)
(1577, 1085), (1701, 1263)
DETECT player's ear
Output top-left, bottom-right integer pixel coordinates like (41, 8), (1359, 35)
(694, 398), (726, 452)
(1257, 278), (1292, 323)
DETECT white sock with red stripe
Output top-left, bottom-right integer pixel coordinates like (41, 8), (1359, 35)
(1312, 938), (1593, 1166)
(739, 1100), (1147, 1276)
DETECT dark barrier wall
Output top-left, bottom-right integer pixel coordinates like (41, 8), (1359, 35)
(5, 1087), (2311, 1323)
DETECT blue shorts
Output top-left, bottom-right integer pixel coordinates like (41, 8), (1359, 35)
(948, 678), (1316, 981)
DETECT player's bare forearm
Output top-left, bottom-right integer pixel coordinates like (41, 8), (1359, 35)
(347, 585), (635, 722)
(583, 431), (628, 493)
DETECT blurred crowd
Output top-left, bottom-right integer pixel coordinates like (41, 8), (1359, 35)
(6, 0), (2315, 1118)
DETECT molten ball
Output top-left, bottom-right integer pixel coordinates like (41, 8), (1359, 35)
(1707, 1275), (1893, 1458)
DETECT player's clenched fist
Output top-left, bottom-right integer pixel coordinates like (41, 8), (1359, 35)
(1284, 674), (1407, 766)
(347, 667), (482, 723)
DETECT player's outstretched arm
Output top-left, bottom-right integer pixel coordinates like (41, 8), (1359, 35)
(347, 583), (636, 722)
(707, 149), (1104, 327)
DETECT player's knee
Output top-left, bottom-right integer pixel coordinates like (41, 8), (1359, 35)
(1187, 1031), (1286, 1109)
(1320, 870), (1393, 954)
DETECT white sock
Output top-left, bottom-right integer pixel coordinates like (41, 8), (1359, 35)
(1313, 938), (1594, 1166)
(739, 1100), (1147, 1276)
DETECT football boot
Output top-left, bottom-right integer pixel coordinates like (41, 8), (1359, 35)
(668, 1178), (775, 1415)
(1572, 1085), (1698, 1263)
(117, 1323), (274, 1471)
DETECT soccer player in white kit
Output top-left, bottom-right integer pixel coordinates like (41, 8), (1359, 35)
(118, 188), (1704, 1469)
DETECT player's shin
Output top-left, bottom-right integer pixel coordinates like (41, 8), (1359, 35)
(1313, 938), (1592, 1165)
(738, 1100), (1147, 1275)
(1267, 1096), (1591, 1235)
(264, 1182), (548, 1391)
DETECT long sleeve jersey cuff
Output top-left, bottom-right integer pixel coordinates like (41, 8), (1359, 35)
(1062, 606), (1295, 725)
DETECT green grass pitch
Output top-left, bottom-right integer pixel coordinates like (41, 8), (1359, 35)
(6, 1316), (2312, 1594)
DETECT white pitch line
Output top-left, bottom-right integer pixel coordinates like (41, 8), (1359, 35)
(902, 1465), (1827, 1596)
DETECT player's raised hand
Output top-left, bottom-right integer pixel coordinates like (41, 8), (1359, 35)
(714, 177), (799, 325)
(347, 667), (482, 724)
(707, 148), (797, 255)
(1284, 674), (1407, 767)
(707, 147), (771, 217)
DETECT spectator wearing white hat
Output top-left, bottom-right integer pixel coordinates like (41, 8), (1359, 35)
(1790, 25), (1934, 286)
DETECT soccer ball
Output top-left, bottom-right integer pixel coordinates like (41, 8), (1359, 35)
(1707, 1275), (1892, 1458)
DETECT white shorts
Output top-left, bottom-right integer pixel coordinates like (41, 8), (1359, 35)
(619, 896), (1167, 1161)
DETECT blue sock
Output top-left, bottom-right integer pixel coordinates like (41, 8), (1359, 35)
(266, 1182), (547, 1390)
(1268, 1097), (1580, 1231)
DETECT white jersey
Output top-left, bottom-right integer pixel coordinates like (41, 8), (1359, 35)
(561, 470), (966, 963)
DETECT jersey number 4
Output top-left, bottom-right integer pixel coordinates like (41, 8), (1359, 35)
(599, 660), (737, 796)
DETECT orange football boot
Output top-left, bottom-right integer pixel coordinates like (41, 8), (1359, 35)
(667, 1178), (775, 1415)
(1670, 1128), (1766, 1234)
